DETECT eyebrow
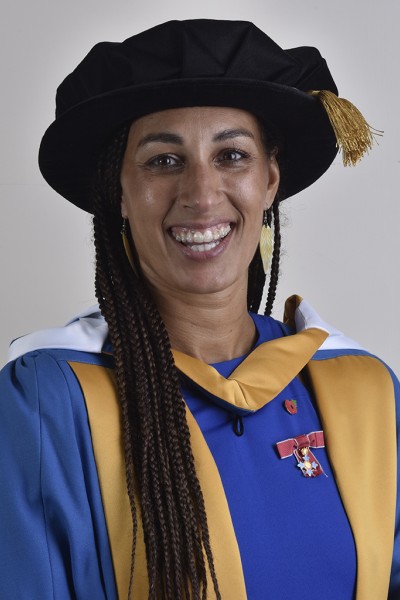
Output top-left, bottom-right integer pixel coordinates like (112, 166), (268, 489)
(137, 128), (255, 149)
(137, 133), (183, 148)
(212, 128), (255, 142)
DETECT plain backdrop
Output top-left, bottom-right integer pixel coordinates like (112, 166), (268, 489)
(1, 0), (399, 371)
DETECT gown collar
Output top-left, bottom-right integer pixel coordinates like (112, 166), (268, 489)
(173, 296), (329, 413)
(8, 294), (363, 364)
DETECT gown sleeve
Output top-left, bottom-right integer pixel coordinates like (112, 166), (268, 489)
(0, 350), (117, 600)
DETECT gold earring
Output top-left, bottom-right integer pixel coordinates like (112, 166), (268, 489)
(259, 210), (273, 274)
(121, 219), (137, 274)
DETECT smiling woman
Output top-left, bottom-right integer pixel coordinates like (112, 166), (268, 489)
(0, 19), (399, 600)
(120, 107), (279, 333)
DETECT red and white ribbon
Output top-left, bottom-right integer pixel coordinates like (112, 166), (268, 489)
(276, 431), (325, 459)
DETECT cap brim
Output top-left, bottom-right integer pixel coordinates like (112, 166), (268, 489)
(39, 78), (338, 212)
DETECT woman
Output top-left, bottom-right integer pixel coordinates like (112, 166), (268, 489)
(0, 19), (399, 600)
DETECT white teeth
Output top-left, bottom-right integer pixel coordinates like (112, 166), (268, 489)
(172, 224), (231, 245)
(189, 241), (218, 252)
(203, 229), (214, 243)
(192, 229), (214, 243)
(193, 231), (203, 243)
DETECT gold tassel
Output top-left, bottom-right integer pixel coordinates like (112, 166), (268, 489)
(308, 89), (382, 166)
(260, 222), (274, 274)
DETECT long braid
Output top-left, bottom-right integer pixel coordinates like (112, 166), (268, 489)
(92, 128), (139, 594)
(247, 245), (266, 312)
(264, 199), (281, 316)
(92, 125), (220, 599)
(247, 196), (282, 315)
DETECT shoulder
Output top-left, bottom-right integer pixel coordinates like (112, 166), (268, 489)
(252, 295), (366, 354)
(6, 304), (110, 364)
(285, 297), (399, 399)
(282, 295), (366, 353)
(1, 304), (114, 423)
(265, 295), (399, 390)
(0, 347), (113, 426)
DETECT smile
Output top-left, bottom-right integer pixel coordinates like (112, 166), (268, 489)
(170, 224), (231, 252)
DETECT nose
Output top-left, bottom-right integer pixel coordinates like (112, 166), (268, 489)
(178, 161), (222, 212)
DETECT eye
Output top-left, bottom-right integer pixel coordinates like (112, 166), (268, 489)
(145, 154), (182, 170)
(216, 148), (250, 165)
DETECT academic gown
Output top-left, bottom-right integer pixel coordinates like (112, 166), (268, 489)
(0, 296), (399, 599)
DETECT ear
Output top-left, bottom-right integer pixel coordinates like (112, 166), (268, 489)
(265, 157), (280, 210)
(121, 196), (129, 219)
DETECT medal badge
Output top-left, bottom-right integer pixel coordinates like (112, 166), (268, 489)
(276, 431), (326, 478)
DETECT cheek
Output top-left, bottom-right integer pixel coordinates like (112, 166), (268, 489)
(229, 167), (270, 198)
(126, 191), (170, 253)
(127, 174), (177, 217)
(235, 180), (270, 221)
(122, 185), (157, 225)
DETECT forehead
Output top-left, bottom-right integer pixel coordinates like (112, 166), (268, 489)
(127, 106), (263, 144)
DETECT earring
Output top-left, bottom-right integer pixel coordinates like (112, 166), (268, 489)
(259, 210), (273, 274)
(121, 218), (137, 274)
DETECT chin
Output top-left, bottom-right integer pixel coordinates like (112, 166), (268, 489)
(177, 272), (240, 296)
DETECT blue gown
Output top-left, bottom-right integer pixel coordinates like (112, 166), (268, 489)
(0, 300), (399, 599)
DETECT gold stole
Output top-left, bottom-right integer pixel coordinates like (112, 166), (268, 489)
(69, 362), (246, 599)
(306, 356), (396, 599)
(69, 324), (396, 600)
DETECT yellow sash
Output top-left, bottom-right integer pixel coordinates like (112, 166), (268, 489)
(69, 362), (246, 599)
(306, 355), (396, 600)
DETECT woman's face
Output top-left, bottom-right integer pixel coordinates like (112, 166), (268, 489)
(121, 106), (279, 299)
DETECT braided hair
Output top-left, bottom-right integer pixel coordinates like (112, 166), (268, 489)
(91, 119), (282, 599)
(248, 122), (283, 315)
(247, 197), (282, 315)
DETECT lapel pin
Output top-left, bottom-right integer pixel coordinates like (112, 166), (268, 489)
(284, 399), (298, 414)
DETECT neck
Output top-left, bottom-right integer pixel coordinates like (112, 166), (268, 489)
(150, 283), (257, 364)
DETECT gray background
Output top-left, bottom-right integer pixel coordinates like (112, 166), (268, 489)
(1, 0), (399, 371)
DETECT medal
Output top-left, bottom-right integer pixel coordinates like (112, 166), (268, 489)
(276, 431), (326, 478)
(295, 446), (323, 477)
